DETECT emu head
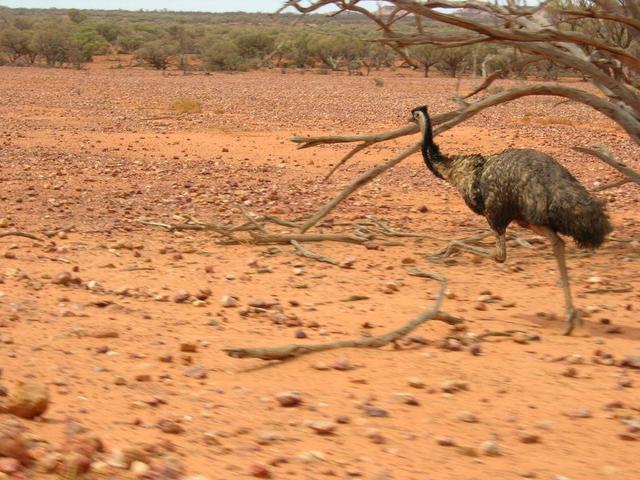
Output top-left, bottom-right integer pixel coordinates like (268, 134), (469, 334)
(411, 105), (431, 141)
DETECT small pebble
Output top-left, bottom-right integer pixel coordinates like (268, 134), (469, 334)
(435, 436), (456, 446)
(307, 420), (336, 435)
(275, 391), (302, 407)
(479, 440), (502, 456)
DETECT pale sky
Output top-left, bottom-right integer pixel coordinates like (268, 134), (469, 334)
(1, 0), (330, 12)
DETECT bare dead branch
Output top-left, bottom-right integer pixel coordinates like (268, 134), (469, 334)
(299, 143), (421, 233)
(463, 70), (504, 99)
(574, 146), (640, 186)
(291, 239), (339, 265)
(0, 231), (43, 241)
(591, 178), (632, 192)
(43, 225), (75, 238)
(223, 271), (456, 360)
(323, 141), (372, 182)
(282, 0), (640, 149)
(293, 84), (640, 150)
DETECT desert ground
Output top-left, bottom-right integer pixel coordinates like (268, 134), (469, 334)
(0, 61), (639, 480)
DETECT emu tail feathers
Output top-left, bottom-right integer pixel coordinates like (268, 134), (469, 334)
(550, 190), (612, 249)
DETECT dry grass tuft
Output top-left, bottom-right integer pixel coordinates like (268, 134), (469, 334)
(169, 98), (203, 114)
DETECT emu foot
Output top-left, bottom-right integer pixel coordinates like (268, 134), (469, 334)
(562, 308), (581, 336)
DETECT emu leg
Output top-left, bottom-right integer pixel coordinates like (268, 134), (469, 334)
(494, 232), (506, 263)
(542, 228), (580, 335)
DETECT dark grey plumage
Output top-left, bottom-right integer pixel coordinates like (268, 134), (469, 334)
(411, 105), (612, 335)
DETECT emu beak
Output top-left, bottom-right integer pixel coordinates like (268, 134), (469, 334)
(408, 116), (416, 123)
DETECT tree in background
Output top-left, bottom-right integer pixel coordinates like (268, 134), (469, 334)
(203, 38), (247, 71)
(0, 27), (34, 64)
(67, 9), (86, 24)
(32, 28), (69, 67)
(282, 0), (640, 189)
(408, 44), (443, 77)
(436, 46), (471, 78)
(135, 40), (176, 70)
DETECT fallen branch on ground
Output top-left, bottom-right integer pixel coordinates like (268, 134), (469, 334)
(291, 239), (339, 265)
(224, 271), (456, 360)
(43, 225), (75, 238)
(0, 231), (43, 241)
(591, 178), (631, 192)
(428, 231), (534, 260)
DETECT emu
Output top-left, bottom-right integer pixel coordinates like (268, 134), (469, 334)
(411, 105), (612, 335)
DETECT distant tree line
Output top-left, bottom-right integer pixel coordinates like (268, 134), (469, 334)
(0, 6), (569, 79)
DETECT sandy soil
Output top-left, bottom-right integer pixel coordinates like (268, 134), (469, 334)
(0, 62), (639, 480)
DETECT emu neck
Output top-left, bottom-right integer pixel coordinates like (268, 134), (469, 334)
(418, 116), (447, 180)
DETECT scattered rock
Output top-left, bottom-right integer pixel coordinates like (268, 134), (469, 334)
(479, 440), (503, 456)
(173, 291), (190, 303)
(469, 344), (483, 356)
(0, 457), (20, 474)
(307, 420), (336, 435)
(87, 328), (119, 339)
(51, 272), (73, 286)
(184, 365), (207, 379)
(512, 332), (529, 344)
(276, 391), (302, 407)
(157, 420), (184, 434)
(1, 381), (49, 419)
(180, 342), (197, 353)
(564, 408), (592, 419)
(332, 357), (353, 371)
(364, 406), (389, 418)
(221, 295), (239, 307)
(441, 380), (469, 393)
(365, 428), (386, 444)
(130, 460), (150, 476)
(393, 393), (419, 406)
(517, 430), (541, 444)
(435, 436), (456, 446)
(457, 411), (478, 423)
(249, 463), (271, 478)
(311, 362), (330, 371)
(407, 377), (425, 389)
(620, 356), (640, 369)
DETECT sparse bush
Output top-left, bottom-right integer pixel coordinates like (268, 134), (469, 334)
(95, 22), (121, 43)
(0, 27), (34, 63)
(116, 32), (147, 54)
(235, 30), (275, 62)
(170, 97), (202, 114)
(136, 40), (176, 70)
(71, 28), (110, 58)
(67, 9), (86, 24)
(408, 44), (442, 77)
(436, 46), (472, 78)
(32, 28), (70, 67)
(203, 39), (247, 71)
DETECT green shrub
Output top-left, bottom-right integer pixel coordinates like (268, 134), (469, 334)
(203, 39), (247, 71)
(32, 28), (70, 66)
(136, 40), (176, 70)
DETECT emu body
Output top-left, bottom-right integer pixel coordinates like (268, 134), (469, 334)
(412, 105), (612, 334)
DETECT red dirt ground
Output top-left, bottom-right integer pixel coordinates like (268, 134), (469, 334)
(1, 62), (639, 480)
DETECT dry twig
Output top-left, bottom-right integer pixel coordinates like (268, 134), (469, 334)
(223, 271), (457, 360)
(0, 231), (43, 241)
(291, 239), (339, 265)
